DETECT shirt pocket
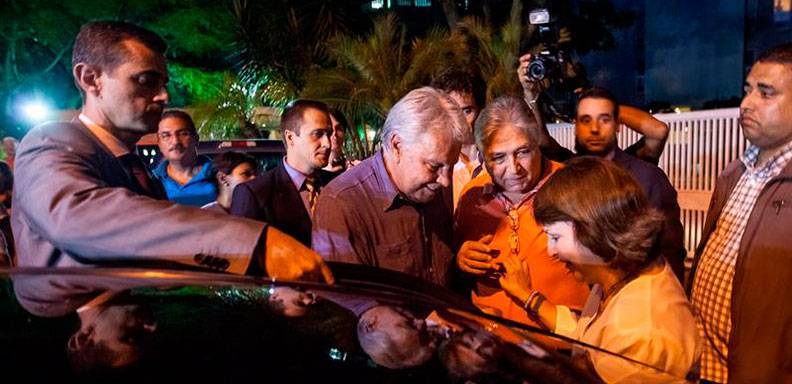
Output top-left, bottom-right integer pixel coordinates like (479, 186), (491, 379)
(374, 236), (418, 273)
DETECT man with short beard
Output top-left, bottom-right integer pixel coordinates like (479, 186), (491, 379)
(689, 42), (792, 383)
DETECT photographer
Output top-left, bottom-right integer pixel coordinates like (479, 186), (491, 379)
(518, 53), (670, 165)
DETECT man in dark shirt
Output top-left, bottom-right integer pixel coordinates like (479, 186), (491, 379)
(312, 87), (468, 287)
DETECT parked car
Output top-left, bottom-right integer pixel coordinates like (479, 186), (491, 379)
(0, 263), (618, 383)
(136, 134), (285, 173)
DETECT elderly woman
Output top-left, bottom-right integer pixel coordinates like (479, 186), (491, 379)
(499, 156), (700, 383)
(454, 95), (589, 329)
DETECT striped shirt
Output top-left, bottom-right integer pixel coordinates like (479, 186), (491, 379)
(691, 140), (792, 383)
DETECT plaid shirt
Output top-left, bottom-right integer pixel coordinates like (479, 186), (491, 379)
(691, 140), (792, 383)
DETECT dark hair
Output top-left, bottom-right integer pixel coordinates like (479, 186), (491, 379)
(576, 87), (619, 120)
(210, 151), (258, 186)
(67, 297), (155, 375)
(67, 340), (120, 375)
(160, 110), (197, 134)
(0, 161), (12, 194)
(757, 42), (792, 67)
(72, 21), (166, 72)
(280, 99), (330, 137)
(431, 67), (487, 110)
(533, 157), (664, 274)
(329, 109), (350, 131)
(438, 332), (501, 383)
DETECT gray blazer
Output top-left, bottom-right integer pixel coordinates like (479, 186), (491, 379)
(11, 120), (266, 315)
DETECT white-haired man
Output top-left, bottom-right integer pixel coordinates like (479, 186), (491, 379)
(312, 87), (468, 287)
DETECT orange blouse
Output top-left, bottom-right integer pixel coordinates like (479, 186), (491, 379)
(454, 160), (589, 328)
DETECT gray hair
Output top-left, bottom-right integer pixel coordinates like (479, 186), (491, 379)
(474, 95), (540, 152)
(381, 87), (469, 152)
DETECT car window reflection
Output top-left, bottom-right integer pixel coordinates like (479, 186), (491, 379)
(1, 269), (625, 382)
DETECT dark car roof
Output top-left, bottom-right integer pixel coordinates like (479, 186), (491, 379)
(138, 139), (285, 172)
(0, 264), (622, 383)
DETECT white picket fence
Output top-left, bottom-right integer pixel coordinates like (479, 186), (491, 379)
(547, 108), (746, 258)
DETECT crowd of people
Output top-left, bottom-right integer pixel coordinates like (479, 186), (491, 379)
(2, 20), (790, 383)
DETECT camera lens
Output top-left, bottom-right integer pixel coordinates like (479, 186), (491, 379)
(528, 60), (546, 81)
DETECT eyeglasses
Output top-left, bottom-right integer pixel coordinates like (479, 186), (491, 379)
(158, 130), (194, 141)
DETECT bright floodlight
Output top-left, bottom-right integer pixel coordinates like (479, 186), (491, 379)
(21, 101), (50, 123)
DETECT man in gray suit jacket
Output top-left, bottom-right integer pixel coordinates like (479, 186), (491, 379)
(12, 21), (332, 316)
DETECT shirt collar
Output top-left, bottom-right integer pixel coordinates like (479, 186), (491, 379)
(482, 158), (556, 206)
(76, 290), (119, 314)
(78, 113), (133, 157)
(152, 156), (212, 182)
(373, 151), (408, 212)
(741, 139), (792, 176)
(282, 156), (312, 191)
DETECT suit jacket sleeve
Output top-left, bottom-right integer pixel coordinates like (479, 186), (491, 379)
(13, 123), (265, 275)
(229, 181), (262, 220)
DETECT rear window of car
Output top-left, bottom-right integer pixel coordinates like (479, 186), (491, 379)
(137, 140), (285, 173)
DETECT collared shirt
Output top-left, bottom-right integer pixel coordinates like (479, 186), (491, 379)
(312, 151), (455, 287)
(201, 201), (228, 214)
(454, 159), (589, 329)
(555, 263), (700, 383)
(79, 113), (162, 198)
(76, 290), (119, 314)
(78, 114), (132, 157)
(691, 140), (792, 383)
(282, 157), (318, 215)
(452, 148), (481, 210)
(152, 155), (217, 207)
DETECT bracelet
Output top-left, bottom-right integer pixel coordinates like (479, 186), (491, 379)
(530, 291), (546, 314)
(522, 290), (551, 331)
(523, 290), (540, 312)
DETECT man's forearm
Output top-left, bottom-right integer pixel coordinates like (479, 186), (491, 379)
(619, 105), (669, 141)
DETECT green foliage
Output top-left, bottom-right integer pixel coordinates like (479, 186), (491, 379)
(300, 2), (534, 158)
(301, 14), (454, 158)
(0, 0), (239, 136)
(1, 0), (632, 141)
(167, 64), (227, 107)
(191, 70), (292, 140)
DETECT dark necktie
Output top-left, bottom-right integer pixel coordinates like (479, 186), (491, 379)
(119, 153), (155, 197)
(304, 176), (319, 214)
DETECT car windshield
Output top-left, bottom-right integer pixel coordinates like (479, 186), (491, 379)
(1, 264), (671, 382)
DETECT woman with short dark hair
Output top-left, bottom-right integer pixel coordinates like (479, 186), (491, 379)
(499, 156), (700, 383)
(201, 151), (258, 213)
